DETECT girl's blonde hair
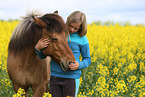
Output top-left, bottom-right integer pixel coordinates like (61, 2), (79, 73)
(66, 11), (87, 37)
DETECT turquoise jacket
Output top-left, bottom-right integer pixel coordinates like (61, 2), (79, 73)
(35, 32), (91, 79)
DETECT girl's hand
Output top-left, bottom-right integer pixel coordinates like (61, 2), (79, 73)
(35, 38), (50, 51)
(69, 61), (79, 70)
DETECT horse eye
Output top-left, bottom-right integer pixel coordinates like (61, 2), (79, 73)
(51, 38), (57, 42)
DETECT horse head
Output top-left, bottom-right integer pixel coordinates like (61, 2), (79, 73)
(33, 11), (75, 72)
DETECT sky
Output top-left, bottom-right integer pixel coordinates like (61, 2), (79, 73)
(0, 0), (145, 25)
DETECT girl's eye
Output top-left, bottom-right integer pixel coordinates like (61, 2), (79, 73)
(69, 25), (80, 30)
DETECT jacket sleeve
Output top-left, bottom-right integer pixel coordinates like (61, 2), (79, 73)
(34, 48), (47, 59)
(78, 43), (91, 69)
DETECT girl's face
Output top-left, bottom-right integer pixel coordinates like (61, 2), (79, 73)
(69, 23), (81, 34)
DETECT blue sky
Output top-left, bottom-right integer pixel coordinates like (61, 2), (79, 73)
(0, 0), (145, 24)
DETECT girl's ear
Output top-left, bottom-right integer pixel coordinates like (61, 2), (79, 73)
(32, 16), (46, 28)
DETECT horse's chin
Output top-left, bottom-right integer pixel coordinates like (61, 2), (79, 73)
(60, 63), (69, 72)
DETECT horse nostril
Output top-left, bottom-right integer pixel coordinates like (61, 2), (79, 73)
(69, 61), (75, 65)
(69, 62), (72, 65)
(61, 63), (65, 69)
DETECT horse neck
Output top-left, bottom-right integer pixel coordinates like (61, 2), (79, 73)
(20, 46), (37, 61)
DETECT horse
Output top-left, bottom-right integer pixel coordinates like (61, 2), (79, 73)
(7, 10), (75, 97)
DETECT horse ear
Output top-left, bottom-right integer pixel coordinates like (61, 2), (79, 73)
(54, 10), (58, 14)
(32, 16), (46, 28)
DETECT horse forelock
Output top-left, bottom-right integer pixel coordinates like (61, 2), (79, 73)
(41, 14), (66, 34)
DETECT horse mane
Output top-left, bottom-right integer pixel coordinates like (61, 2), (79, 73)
(8, 10), (66, 54)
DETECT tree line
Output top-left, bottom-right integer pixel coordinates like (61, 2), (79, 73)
(90, 20), (144, 26)
(0, 19), (144, 26)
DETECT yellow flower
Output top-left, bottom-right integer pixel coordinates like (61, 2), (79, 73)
(116, 80), (127, 93)
(43, 92), (52, 97)
(13, 88), (25, 97)
(140, 62), (145, 72)
(127, 63), (137, 71)
(127, 75), (137, 83)
(97, 64), (109, 76)
(113, 67), (119, 75)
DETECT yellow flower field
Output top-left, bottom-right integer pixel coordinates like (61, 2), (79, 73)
(0, 20), (145, 97)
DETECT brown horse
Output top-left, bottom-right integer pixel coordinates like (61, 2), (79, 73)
(7, 10), (75, 97)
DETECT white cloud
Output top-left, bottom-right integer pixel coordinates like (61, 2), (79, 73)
(0, 0), (145, 24)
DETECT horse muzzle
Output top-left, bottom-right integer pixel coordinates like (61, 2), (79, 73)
(60, 61), (76, 72)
